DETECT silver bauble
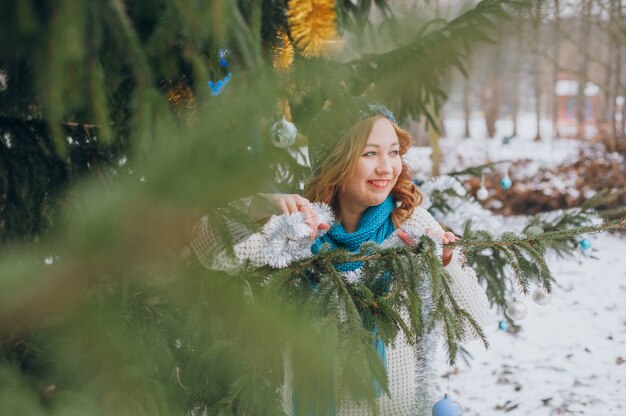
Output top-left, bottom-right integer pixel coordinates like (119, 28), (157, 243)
(532, 287), (551, 306)
(505, 298), (528, 320)
(270, 117), (298, 148)
(476, 186), (489, 201)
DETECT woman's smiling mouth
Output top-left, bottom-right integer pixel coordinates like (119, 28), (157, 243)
(367, 179), (391, 189)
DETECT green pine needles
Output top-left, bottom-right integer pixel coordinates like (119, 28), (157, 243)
(248, 215), (625, 371)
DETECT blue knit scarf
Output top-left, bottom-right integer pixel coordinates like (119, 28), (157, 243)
(311, 195), (396, 270)
(295, 196), (395, 415)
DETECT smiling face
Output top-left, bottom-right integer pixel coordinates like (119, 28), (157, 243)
(337, 117), (402, 216)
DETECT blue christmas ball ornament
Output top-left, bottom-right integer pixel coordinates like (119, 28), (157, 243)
(208, 72), (232, 96)
(217, 48), (229, 67)
(580, 239), (591, 250)
(432, 394), (463, 416)
(498, 320), (509, 332)
(500, 176), (512, 189)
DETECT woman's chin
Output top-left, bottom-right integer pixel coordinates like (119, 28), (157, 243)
(366, 193), (391, 206)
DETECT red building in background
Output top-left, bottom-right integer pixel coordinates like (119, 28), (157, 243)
(554, 72), (599, 138)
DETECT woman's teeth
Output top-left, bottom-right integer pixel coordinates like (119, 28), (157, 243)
(368, 180), (389, 188)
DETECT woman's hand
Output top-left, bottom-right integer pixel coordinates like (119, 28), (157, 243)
(397, 227), (459, 266)
(248, 193), (329, 239)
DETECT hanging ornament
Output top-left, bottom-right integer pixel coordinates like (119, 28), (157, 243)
(500, 175), (512, 189)
(270, 117), (298, 148)
(272, 30), (295, 70)
(476, 170), (489, 200)
(164, 79), (196, 122)
(432, 393), (463, 416)
(476, 186), (489, 200)
(500, 166), (512, 189)
(532, 287), (551, 306)
(208, 72), (232, 96)
(580, 239), (591, 251)
(505, 297), (528, 320)
(218, 48), (229, 68)
(287, 0), (339, 57)
(498, 320), (509, 332)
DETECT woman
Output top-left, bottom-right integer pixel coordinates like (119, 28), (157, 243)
(190, 96), (489, 415)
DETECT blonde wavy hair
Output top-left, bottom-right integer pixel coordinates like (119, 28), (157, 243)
(305, 115), (422, 226)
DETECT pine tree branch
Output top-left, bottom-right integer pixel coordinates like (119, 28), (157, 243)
(452, 217), (626, 250)
(446, 160), (512, 177)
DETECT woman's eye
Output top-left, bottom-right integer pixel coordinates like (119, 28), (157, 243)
(390, 150), (400, 156)
(363, 151), (376, 157)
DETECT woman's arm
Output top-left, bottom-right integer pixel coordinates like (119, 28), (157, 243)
(190, 197), (256, 271)
(190, 195), (330, 271)
(248, 193), (323, 239)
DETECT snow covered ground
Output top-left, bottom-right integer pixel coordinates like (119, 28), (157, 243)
(429, 115), (626, 415)
(436, 234), (626, 415)
(406, 113), (584, 180)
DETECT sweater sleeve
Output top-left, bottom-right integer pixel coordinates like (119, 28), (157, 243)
(407, 207), (490, 341)
(189, 197), (259, 271)
(190, 200), (332, 272)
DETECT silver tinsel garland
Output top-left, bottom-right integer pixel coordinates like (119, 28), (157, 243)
(260, 202), (440, 274)
(262, 202), (335, 268)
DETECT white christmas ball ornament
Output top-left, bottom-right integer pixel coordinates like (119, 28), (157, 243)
(532, 287), (551, 306)
(505, 298), (528, 320)
(476, 186), (489, 200)
(270, 117), (298, 148)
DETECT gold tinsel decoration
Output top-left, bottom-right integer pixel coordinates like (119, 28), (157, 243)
(164, 79), (196, 123)
(272, 30), (295, 70)
(278, 98), (293, 121)
(287, 0), (338, 58)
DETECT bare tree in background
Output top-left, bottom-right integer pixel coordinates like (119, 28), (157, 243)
(600, 0), (618, 149)
(510, 18), (524, 138)
(551, 0), (562, 139)
(576, 0), (592, 139)
(533, 0), (544, 141)
(485, 33), (502, 139)
(463, 64), (472, 138)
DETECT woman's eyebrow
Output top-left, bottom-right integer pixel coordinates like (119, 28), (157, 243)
(363, 142), (400, 148)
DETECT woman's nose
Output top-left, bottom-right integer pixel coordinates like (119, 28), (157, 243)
(376, 156), (392, 173)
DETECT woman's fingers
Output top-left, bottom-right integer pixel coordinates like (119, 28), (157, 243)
(285, 198), (299, 214)
(253, 194), (331, 240)
(442, 231), (459, 244)
(427, 229), (459, 244)
(308, 206), (319, 240)
(397, 229), (414, 246)
(294, 197), (318, 240)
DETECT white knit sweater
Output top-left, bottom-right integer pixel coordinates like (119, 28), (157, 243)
(190, 204), (490, 416)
